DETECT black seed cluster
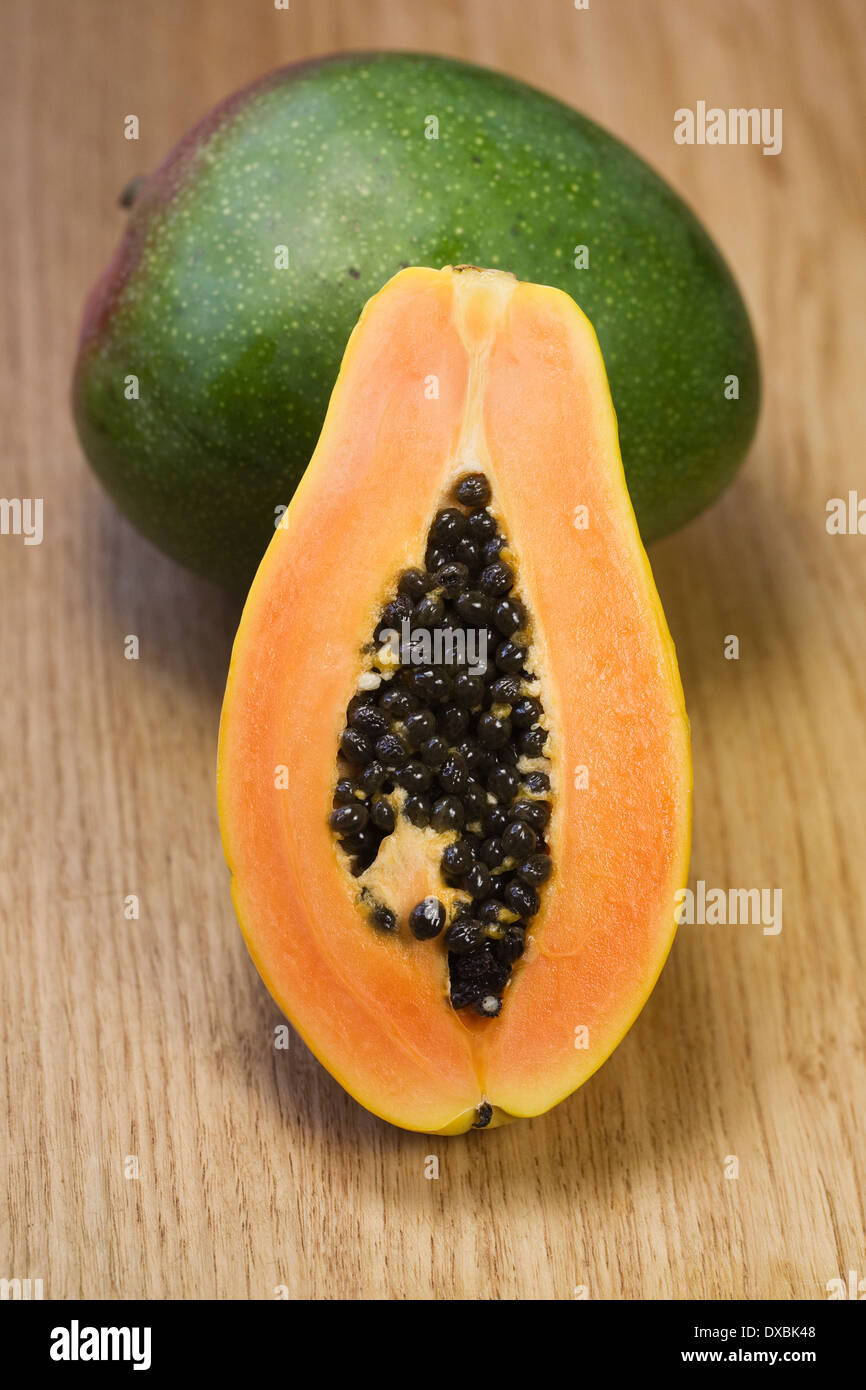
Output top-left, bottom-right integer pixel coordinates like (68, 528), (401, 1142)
(329, 471), (553, 1017)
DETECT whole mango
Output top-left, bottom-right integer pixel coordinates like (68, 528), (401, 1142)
(73, 52), (760, 591)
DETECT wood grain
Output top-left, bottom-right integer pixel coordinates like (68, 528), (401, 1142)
(1, 0), (864, 1300)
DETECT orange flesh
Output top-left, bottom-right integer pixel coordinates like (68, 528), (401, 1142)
(217, 266), (691, 1134)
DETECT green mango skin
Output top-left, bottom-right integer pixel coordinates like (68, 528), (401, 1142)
(73, 52), (760, 592)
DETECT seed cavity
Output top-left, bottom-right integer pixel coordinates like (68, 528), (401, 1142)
(328, 471), (553, 1018)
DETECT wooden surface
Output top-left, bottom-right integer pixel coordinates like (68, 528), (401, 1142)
(2, 0), (864, 1301)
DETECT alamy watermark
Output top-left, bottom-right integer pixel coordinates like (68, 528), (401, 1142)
(826, 491), (866, 534)
(0, 497), (43, 544)
(379, 619), (488, 678)
(1, 1277), (44, 1299)
(675, 880), (782, 935)
(50, 1321), (151, 1371)
(674, 103), (782, 156)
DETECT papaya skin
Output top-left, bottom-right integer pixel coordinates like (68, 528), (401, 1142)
(217, 265), (692, 1134)
(74, 52), (759, 591)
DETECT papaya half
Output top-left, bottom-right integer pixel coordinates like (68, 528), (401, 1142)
(217, 265), (692, 1133)
(73, 52), (759, 591)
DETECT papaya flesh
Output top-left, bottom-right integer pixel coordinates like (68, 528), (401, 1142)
(217, 266), (692, 1134)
